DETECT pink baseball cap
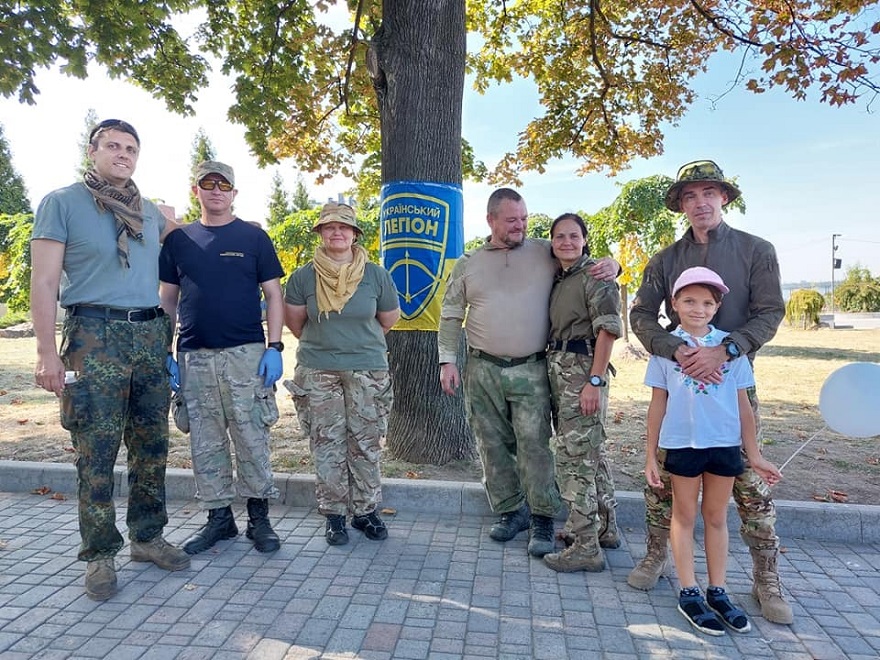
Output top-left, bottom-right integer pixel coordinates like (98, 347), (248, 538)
(672, 266), (730, 297)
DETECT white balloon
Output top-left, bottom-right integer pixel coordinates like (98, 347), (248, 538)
(818, 362), (880, 438)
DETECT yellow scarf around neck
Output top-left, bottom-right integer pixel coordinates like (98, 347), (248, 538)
(313, 244), (368, 318)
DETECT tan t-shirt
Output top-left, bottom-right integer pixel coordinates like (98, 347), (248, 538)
(438, 239), (556, 363)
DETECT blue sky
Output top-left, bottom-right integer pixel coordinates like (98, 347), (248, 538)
(1, 49), (878, 284)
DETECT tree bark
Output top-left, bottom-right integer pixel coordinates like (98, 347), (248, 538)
(375, 0), (474, 464)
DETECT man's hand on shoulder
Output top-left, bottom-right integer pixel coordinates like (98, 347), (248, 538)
(588, 256), (620, 282)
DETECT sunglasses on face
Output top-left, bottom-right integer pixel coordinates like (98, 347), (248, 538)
(198, 179), (234, 192)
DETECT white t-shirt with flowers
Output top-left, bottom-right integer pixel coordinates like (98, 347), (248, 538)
(644, 325), (755, 450)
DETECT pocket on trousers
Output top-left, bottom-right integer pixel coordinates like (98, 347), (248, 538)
(256, 387), (280, 427)
(282, 379), (311, 436)
(171, 391), (190, 434)
(374, 374), (393, 437)
(60, 379), (91, 432)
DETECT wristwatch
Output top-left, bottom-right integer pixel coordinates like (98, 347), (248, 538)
(723, 339), (740, 361)
(589, 374), (607, 387)
(267, 341), (284, 353)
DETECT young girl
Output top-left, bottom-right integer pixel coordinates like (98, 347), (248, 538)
(643, 266), (782, 636)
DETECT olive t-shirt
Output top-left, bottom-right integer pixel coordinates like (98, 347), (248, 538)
(285, 262), (399, 370)
(32, 182), (166, 308)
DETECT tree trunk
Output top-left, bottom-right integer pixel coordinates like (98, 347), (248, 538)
(375, 0), (474, 464)
(620, 283), (630, 343)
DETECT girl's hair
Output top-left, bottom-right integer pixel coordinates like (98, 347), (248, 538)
(673, 282), (724, 303)
(549, 213), (591, 257)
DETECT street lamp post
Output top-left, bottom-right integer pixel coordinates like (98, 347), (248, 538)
(831, 233), (842, 329)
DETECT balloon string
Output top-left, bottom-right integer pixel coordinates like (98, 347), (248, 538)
(778, 426), (827, 473)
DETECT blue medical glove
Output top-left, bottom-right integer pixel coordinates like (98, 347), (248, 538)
(258, 348), (283, 388)
(165, 353), (180, 392)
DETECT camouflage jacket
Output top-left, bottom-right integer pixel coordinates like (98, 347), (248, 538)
(549, 255), (622, 342)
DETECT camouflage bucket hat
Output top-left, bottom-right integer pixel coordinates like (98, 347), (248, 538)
(313, 201), (362, 235)
(665, 160), (741, 212)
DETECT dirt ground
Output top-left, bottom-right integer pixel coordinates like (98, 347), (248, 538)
(1, 326), (879, 505)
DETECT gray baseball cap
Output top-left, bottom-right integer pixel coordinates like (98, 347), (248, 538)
(193, 160), (235, 186)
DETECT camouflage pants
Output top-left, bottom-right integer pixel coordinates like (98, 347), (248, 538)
(179, 343), (280, 509)
(644, 386), (779, 551)
(58, 314), (172, 561)
(464, 355), (560, 517)
(289, 366), (392, 516)
(548, 352), (616, 539)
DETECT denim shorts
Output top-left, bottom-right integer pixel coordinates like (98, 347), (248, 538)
(664, 446), (744, 478)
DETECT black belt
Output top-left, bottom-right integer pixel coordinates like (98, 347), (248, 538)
(469, 348), (546, 368)
(67, 305), (165, 323)
(547, 339), (593, 356)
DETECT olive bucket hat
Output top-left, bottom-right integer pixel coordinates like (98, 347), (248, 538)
(665, 160), (741, 212)
(313, 201), (363, 236)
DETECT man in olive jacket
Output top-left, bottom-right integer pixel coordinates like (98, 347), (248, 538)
(628, 160), (791, 625)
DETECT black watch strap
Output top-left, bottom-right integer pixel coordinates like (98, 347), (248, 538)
(267, 341), (284, 352)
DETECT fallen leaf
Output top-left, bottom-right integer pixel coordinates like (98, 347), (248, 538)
(184, 583), (197, 591)
(299, 457), (310, 465)
(17, 419), (28, 425)
(779, 546), (788, 554)
(796, 431), (807, 439)
(867, 456), (879, 466)
(50, 492), (66, 501)
(32, 486), (51, 495)
(63, 446), (75, 453)
(0, 540), (7, 550)
(829, 490), (848, 503)
(380, 507), (396, 515)
(812, 493), (829, 502)
(817, 447), (828, 455)
(405, 471), (421, 479)
(0, 389), (7, 396)
(10, 397), (23, 405)
(613, 411), (624, 424)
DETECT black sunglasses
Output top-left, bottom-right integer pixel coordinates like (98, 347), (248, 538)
(89, 119), (140, 145)
(198, 179), (234, 192)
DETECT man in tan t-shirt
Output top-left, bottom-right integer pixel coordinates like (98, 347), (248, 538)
(438, 188), (617, 558)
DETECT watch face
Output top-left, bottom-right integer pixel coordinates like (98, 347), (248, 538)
(727, 342), (739, 357)
(590, 375), (602, 386)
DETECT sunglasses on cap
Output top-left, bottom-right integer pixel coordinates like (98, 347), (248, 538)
(89, 119), (140, 145)
(197, 179), (234, 192)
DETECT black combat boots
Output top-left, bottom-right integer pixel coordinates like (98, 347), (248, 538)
(246, 498), (281, 553)
(183, 506), (238, 555)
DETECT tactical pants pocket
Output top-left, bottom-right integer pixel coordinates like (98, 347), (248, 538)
(60, 379), (91, 432)
(171, 391), (190, 434)
(373, 372), (393, 437)
(256, 387), (280, 427)
(283, 379), (311, 436)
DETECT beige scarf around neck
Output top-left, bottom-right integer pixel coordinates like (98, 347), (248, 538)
(83, 168), (144, 269)
(313, 243), (368, 318)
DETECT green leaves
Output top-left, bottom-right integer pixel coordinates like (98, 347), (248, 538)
(2, 0), (878, 187)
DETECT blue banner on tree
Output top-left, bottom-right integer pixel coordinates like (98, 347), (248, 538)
(380, 181), (464, 330)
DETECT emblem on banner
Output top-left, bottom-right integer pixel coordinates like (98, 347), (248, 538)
(381, 193), (450, 320)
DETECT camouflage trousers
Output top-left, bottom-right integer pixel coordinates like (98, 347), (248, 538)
(548, 352), (617, 540)
(645, 386), (779, 551)
(179, 343), (280, 509)
(288, 366), (392, 517)
(58, 313), (172, 562)
(464, 355), (560, 517)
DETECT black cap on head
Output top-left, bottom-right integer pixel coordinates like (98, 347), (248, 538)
(89, 119), (140, 146)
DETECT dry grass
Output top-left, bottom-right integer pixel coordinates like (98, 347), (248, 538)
(1, 325), (879, 503)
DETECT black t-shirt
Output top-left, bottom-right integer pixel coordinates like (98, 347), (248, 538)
(159, 219), (284, 351)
